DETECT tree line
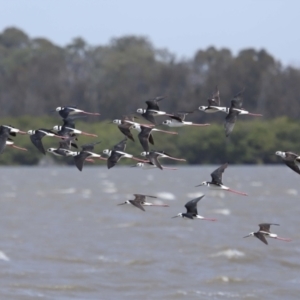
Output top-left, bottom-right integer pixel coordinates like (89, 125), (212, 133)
(1, 27), (300, 120)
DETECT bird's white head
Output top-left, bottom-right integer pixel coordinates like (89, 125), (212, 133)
(198, 106), (207, 111)
(162, 120), (171, 125)
(136, 162), (144, 167)
(243, 232), (254, 238)
(112, 119), (121, 125)
(172, 213), (183, 218)
(275, 151), (285, 158)
(136, 108), (145, 114)
(55, 107), (63, 111)
(196, 181), (208, 187)
(140, 151), (149, 157)
(27, 130), (35, 135)
(53, 125), (61, 131)
(47, 148), (55, 153)
(103, 149), (111, 155)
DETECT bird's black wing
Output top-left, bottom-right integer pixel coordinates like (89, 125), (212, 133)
(224, 109), (239, 137)
(118, 124), (135, 142)
(134, 194), (157, 201)
(148, 133), (154, 145)
(133, 194), (146, 202)
(81, 141), (101, 152)
(107, 151), (122, 169)
(58, 108), (70, 119)
(138, 127), (152, 152)
(129, 200), (145, 211)
(208, 86), (220, 106)
(138, 134), (150, 152)
(211, 163), (228, 185)
(62, 116), (84, 129)
(113, 138), (127, 152)
(255, 232), (268, 245)
(74, 152), (90, 171)
(147, 152), (163, 170)
(284, 160), (300, 175)
(30, 134), (46, 155)
(145, 96), (164, 110)
(284, 152), (299, 161)
(59, 136), (77, 149)
(185, 195), (205, 214)
(230, 88), (245, 109)
(258, 223), (279, 233)
(142, 111), (156, 124)
(0, 135), (8, 154)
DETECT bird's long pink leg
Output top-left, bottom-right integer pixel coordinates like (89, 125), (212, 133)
(18, 131), (28, 135)
(81, 111), (101, 116)
(191, 123), (211, 127)
(148, 204), (169, 207)
(162, 166), (178, 170)
(11, 145), (28, 151)
(86, 158), (95, 163)
(226, 188), (248, 196)
(80, 131), (98, 137)
(275, 236), (292, 242)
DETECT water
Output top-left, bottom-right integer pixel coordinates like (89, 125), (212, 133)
(0, 166), (300, 300)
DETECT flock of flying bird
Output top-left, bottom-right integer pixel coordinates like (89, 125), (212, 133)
(0, 86), (296, 245)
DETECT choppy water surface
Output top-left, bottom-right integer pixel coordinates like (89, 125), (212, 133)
(1, 166), (300, 300)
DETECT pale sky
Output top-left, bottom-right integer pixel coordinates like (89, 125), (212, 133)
(0, 0), (299, 66)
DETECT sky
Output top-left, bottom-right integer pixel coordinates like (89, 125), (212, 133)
(0, 0), (299, 66)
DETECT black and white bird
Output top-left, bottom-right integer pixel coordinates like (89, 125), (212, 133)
(55, 106), (100, 119)
(196, 163), (248, 196)
(53, 121), (97, 138)
(136, 96), (174, 124)
(224, 89), (244, 137)
(131, 124), (177, 152)
(0, 125), (27, 136)
(0, 125), (26, 154)
(224, 89), (262, 137)
(73, 141), (106, 171)
(47, 137), (78, 157)
(103, 138), (146, 169)
(111, 115), (139, 142)
(27, 129), (63, 155)
(243, 223), (291, 245)
(172, 195), (216, 220)
(162, 111), (210, 127)
(198, 86), (227, 113)
(140, 150), (186, 169)
(118, 194), (169, 211)
(275, 151), (300, 175)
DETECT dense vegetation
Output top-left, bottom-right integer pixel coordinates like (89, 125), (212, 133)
(0, 27), (299, 165)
